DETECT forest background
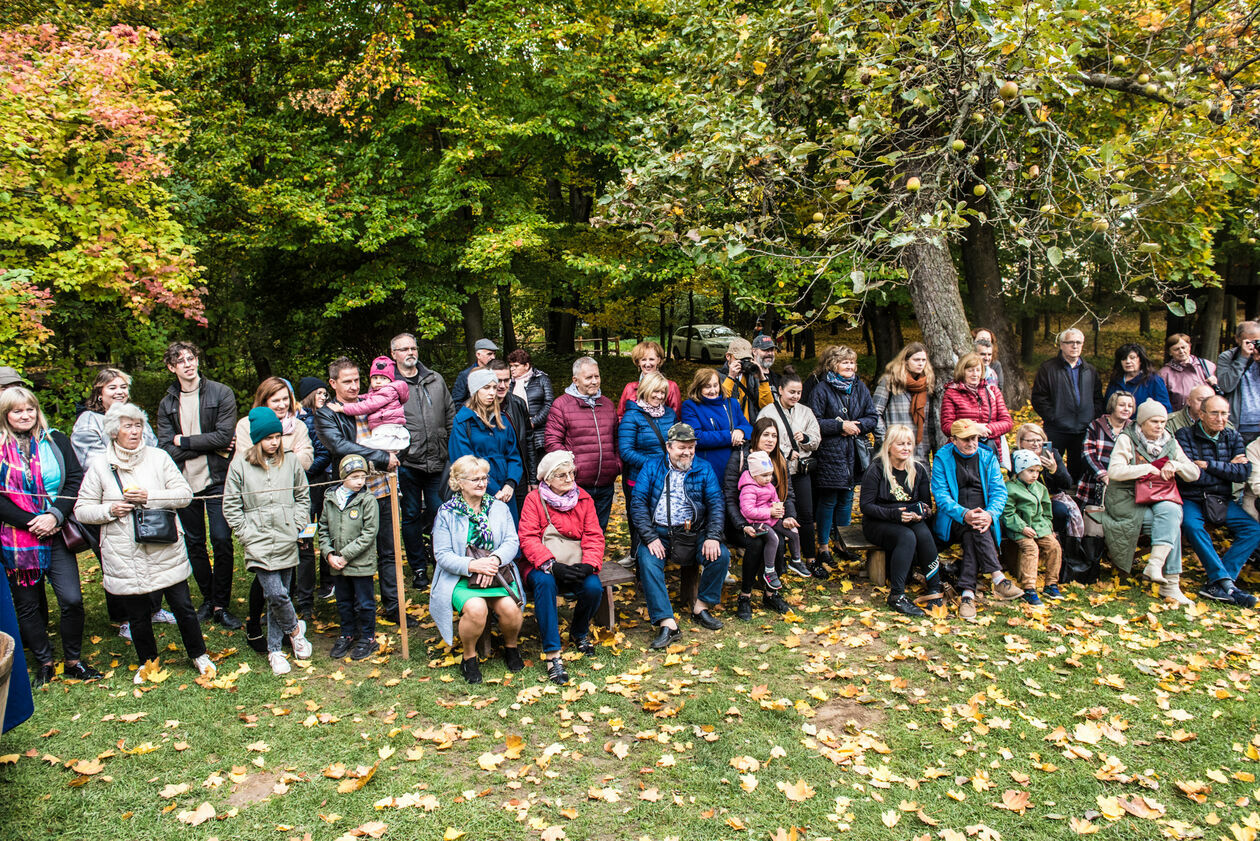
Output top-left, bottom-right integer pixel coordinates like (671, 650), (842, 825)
(2, 0), (1259, 421)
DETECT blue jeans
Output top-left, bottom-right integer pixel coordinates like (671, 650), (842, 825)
(526, 568), (603, 654)
(635, 526), (729, 625)
(256, 569), (299, 654)
(584, 484), (616, 532)
(814, 487), (855, 550)
(334, 575), (376, 640)
(1181, 498), (1260, 584)
(398, 465), (444, 572)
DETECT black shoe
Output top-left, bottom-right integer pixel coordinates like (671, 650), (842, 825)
(1230, 584), (1258, 609)
(245, 617), (267, 654)
(763, 592), (790, 614)
(197, 603), (215, 622)
(649, 625), (681, 650)
(545, 657), (570, 685)
(736, 595), (753, 621)
(503, 646), (525, 672)
(64, 662), (103, 681)
(460, 657), (483, 684)
(812, 554), (833, 580)
(350, 639), (377, 660)
(330, 636), (356, 659)
(315, 584), (335, 601)
(833, 546), (859, 562)
(32, 663), (56, 687)
(1199, 581), (1236, 603)
(571, 634), (596, 655)
(887, 594), (926, 617)
(691, 609), (723, 631)
(412, 570), (430, 590)
(213, 609), (243, 630)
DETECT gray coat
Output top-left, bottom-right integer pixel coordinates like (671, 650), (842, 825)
(223, 454), (310, 572)
(430, 497), (519, 645)
(1215, 346), (1257, 427)
(399, 363), (455, 473)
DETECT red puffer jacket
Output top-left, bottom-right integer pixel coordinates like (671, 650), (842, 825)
(516, 487), (605, 572)
(940, 381), (1013, 439)
(544, 393), (621, 488)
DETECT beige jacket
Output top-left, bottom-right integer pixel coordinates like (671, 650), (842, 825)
(74, 444), (194, 596)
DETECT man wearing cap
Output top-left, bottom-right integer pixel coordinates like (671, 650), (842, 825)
(545, 356), (620, 530)
(931, 419), (1024, 620)
(315, 357), (416, 627)
(0, 366), (30, 391)
(451, 338), (499, 405)
(388, 333), (454, 589)
(156, 341), (241, 629)
(629, 423), (729, 649)
(719, 337), (775, 422)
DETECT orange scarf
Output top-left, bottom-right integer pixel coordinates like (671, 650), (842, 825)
(905, 374), (929, 443)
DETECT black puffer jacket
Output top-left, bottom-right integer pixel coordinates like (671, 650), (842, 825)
(722, 444), (797, 540)
(807, 378), (877, 490)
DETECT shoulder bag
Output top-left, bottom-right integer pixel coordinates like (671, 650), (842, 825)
(539, 491), (584, 566)
(663, 469), (700, 566)
(1132, 454), (1182, 506)
(839, 390), (872, 474)
(771, 396), (814, 474)
(111, 468), (179, 545)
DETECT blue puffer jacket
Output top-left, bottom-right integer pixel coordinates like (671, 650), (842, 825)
(1175, 422), (1248, 502)
(447, 407), (524, 499)
(680, 395), (752, 479)
(297, 408), (332, 479)
(807, 377), (877, 490)
(930, 443), (1007, 544)
(629, 453), (725, 542)
(618, 402), (677, 484)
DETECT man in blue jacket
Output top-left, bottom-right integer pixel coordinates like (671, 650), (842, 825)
(932, 420), (1024, 620)
(630, 423), (729, 649)
(1175, 395), (1260, 607)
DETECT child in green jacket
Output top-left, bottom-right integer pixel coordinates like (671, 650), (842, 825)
(319, 455), (380, 661)
(1002, 449), (1062, 606)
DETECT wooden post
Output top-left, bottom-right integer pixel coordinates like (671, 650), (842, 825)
(387, 472), (408, 659)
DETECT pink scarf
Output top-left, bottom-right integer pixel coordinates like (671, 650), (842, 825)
(539, 482), (580, 512)
(0, 436), (50, 585)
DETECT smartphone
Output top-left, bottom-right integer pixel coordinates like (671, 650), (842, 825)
(1042, 442), (1052, 451)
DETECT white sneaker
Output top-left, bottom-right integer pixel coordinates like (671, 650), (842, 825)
(268, 651), (291, 675)
(133, 666), (145, 685)
(151, 609), (177, 624)
(193, 655), (216, 677)
(290, 619), (312, 660)
(118, 622), (132, 641)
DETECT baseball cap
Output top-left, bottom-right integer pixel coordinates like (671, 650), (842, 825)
(752, 335), (776, 350)
(666, 423), (697, 443)
(950, 419), (985, 440)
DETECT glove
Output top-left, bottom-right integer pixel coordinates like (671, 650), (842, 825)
(553, 562), (597, 589)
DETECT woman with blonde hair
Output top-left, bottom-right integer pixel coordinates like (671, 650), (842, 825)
(872, 342), (938, 460)
(618, 341), (682, 418)
(859, 425), (942, 616)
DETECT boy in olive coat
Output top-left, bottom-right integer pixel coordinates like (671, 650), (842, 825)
(1001, 449), (1062, 606)
(320, 455), (381, 660)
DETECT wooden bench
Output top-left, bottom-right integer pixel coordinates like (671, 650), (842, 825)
(836, 524), (887, 587)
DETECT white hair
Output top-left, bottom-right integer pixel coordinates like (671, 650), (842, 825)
(1058, 328), (1085, 343)
(572, 356), (599, 377)
(103, 401), (148, 440)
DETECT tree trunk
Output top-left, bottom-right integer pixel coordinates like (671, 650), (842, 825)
(686, 290), (695, 359)
(1043, 311), (1052, 340)
(498, 282), (517, 354)
(1138, 306), (1151, 337)
(868, 303), (900, 376)
(462, 287), (485, 358)
(1199, 287), (1226, 363)
(959, 164), (1031, 410)
(902, 236), (973, 383)
(1020, 316), (1037, 364)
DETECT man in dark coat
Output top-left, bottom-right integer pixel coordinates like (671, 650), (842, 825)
(1031, 328), (1104, 480)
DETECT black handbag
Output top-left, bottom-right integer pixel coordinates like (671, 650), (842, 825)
(1203, 491), (1230, 527)
(111, 468), (179, 545)
(663, 470), (701, 566)
(771, 393), (815, 474)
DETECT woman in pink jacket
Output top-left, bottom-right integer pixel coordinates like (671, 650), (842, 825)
(1158, 333), (1218, 411)
(940, 352), (1013, 469)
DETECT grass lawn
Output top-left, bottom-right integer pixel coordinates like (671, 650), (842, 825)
(3, 531), (1260, 841)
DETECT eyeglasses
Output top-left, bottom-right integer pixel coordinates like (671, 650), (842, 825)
(461, 476), (489, 485)
(549, 469), (576, 480)
(392, 346), (418, 354)
(174, 355), (197, 366)
(1060, 340), (1083, 346)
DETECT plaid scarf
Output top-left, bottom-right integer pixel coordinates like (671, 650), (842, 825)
(0, 434), (57, 585)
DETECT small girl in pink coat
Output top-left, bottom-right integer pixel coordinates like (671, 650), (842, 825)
(330, 356), (410, 452)
(738, 451), (800, 591)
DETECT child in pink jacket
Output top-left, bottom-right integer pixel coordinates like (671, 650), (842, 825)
(738, 451), (800, 591)
(330, 356), (410, 452)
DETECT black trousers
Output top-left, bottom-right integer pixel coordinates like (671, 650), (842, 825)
(10, 538), (83, 665)
(1047, 429), (1087, 483)
(178, 484), (235, 610)
(947, 521), (1002, 594)
(863, 519), (940, 597)
(114, 581), (206, 664)
(293, 481), (327, 613)
(790, 471), (817, 559)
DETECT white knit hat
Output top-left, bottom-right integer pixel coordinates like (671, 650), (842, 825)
(1136, 399), (1168, 426)
(537, 449), (577, 483)
(467, 367), (497, 397)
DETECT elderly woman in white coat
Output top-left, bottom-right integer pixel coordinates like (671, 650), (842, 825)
(432, 455), (523, 685)
(75, 403), (216, 683)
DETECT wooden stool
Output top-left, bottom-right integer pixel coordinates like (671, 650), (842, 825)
(595, 563), (636, 630)
(836, 524), (887, 587)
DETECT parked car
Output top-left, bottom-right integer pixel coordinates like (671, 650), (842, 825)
(669, 324), (740, 362)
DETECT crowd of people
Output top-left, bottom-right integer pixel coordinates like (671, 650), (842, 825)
(0, 320), (1258, 715)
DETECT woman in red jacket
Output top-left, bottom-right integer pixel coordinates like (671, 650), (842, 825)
(518, 450), (604, 685)
(941, 352), (1013, 468)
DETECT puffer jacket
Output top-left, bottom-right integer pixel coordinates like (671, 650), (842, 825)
(618, 402), (677, 484)
(737, 472), (781, 527)
(1174, 421), (1248, 502)
(722, 445), (797, 534)
(517, 367), (555, 452)
(339, 380), (409, 429)
(223, 453), (310, 572)
(629, 453), (725, 543)
(807, 377), (877, 490)
(318, 488), (379, 577)
(74, 444), (193, 596)
(232, 415), (314, 471)
(940, 381), (1013, 440)
(399, 363), (455, 473)
(297, 408), (332, 479)
(544, 393), (621, 489)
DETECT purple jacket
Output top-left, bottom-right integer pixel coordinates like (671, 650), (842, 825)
(544, 393), (621, 488)
(339, 381), (409, 429)
(1158, 358), (1216, 412)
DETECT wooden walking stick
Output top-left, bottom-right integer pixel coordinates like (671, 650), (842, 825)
(388, 471), (409, 659)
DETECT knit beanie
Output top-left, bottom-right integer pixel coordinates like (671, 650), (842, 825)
(467, 368), (497, 397)
(248, 407), (284, 444)
(747, 451), (773, 474)
(1011, 449), (1041, 475)
(297, 376), (325, 401)
(1136, 399), (1168, 426)
(536, 449), (576, 483)
(369, 356), (397, 381)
